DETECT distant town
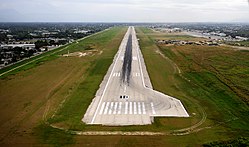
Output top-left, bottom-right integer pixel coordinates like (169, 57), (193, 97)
(147, 23), (249, 52)
(0, 23), (116, 69)
(1, 23), (249, 69)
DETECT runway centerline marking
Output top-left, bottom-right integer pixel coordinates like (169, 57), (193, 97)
(124, 85), (127, 93)
(90, 29), (130, 123)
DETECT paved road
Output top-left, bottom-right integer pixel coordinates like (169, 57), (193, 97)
(83, 27), (189, 126)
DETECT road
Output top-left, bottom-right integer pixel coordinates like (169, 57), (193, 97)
(83, 26), (189, 126)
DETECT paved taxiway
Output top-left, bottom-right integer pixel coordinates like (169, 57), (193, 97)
(83, 27), (189, 126)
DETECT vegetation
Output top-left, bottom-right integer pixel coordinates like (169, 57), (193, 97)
(136, 27), (248, 145)
(203, 137), (249, 147)
(34, 123), (75, 146)
(0, 27), (127, 145)
(226, 40), (249, 47)
(0, 26), (248, 146)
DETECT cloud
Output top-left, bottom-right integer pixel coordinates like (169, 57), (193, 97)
(0, 0), (248, 22)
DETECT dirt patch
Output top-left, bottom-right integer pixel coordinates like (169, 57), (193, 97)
(62, 50), (99, 57)
(0, 57), (88, 144)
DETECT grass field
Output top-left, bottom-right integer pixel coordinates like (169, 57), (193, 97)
(226, 40), (249, 47)
(135, 27), (249, 145)
(0, 27), (128, 145)
(0, 27), (248, 146)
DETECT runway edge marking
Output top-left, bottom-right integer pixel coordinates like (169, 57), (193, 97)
(133, 27), (189, 117)
(90, 28), (130, 124)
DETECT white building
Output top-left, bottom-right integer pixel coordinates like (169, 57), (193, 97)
(0, 44), (35, 50)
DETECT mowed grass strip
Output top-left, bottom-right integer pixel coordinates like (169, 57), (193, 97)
(141, 27), (249, 139)
(0, 27), (127, 144)
(47, 27), (204, 132)
(47, 27), (128, 129)
(0, 28), (108, 78)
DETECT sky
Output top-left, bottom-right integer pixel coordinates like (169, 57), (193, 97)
(0, 0), (248, 22)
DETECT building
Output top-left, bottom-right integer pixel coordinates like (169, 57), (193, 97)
(0, 44), (35, 50)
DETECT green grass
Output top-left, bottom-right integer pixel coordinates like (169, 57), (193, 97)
(0, 28), (113, 78)
(46, 27), (128, 129)
(226, 40), (249, 47)
(41, 27), (249, 146)
(43, 26), (203, 135)
(137, 27), (249, 144)
(3, 26), (248, 146)
(34, 123), (75, 147)
(0, 44), (68, 78)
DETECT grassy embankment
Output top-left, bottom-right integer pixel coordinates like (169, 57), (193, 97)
(49, 27), (249, 146)
(69, 28), (249, 146)
(226, 40), (249, 47)
(1, 26), (248, 146)
(136, 27), (249, 145)
(0, 27), (128, 146)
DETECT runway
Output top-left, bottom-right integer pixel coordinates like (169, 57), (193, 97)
(82, 26), (189, 126)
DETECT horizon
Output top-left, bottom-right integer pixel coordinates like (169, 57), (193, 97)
(0, 0), (248, 22)
(1, 22), (249, 24)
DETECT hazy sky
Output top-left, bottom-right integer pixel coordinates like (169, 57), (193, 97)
(0, 0), (248, 22)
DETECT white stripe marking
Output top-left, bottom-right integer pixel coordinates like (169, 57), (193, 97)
(109, 102), (114, 114)
(125, 102), (128, 114)
(134, 102), (137, 114)
(138, 102), (141, 114)
(118, 72), (120, 77)
(99, 102), (106, 115)
(151, 102), (156, 115)
(104, 102), (109, 115)
(90, 28), (132, 124)
(113, 102), (118, 114)
(129, 102), (133, 114)
(118, 102), (122, 114)
(133, 57), (137, 60)
(142, 102), (146, 114)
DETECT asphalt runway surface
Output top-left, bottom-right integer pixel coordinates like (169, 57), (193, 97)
(83, 27), (189, 126)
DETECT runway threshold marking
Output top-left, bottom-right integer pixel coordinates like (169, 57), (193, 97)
(125, 102), (128, 114)
(104, 102), (110, 115)
(138, 102), (141, 114)
(99, 102), (106, 115)
(90, 29), (130, 123)
(113, 102), (118, 114)
(108, 102), (114, 114)
(151, 102), (156, 115)
(100, 101), (151, 115)
(142, 102), (146, 114)
(134, 102), (137, 114)
(118, 102), (122, 114)
(129, 102), (133, 114)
